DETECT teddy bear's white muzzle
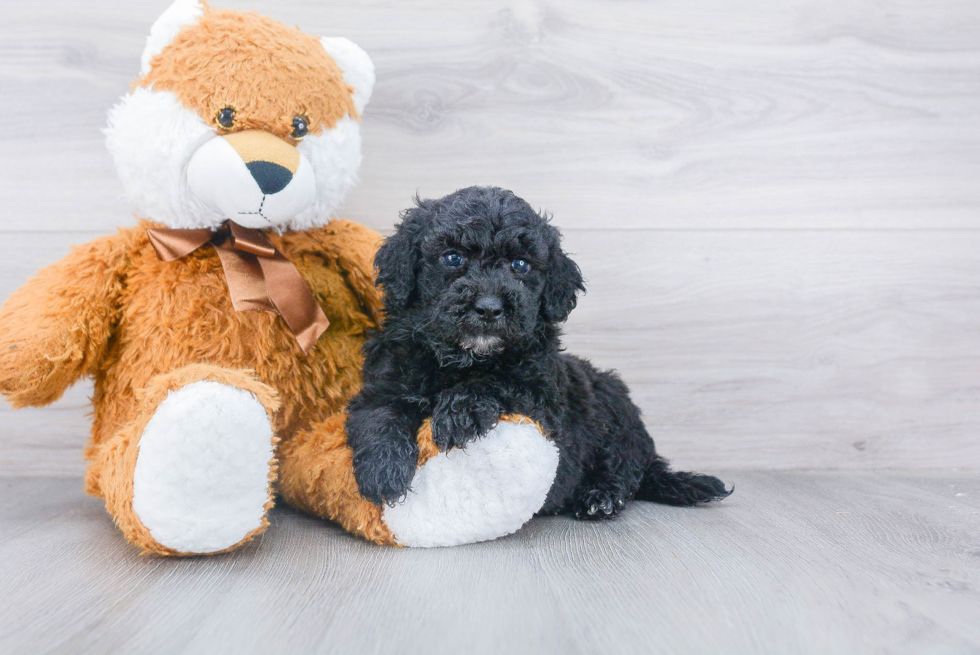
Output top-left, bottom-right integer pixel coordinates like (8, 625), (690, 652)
(187, 130), (316, 229)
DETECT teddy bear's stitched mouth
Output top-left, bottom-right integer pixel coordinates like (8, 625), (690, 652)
(235, 196), (272, 223)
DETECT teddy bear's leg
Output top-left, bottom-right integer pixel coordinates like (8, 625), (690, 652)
(90, 365), (280, 556)
(278, 414), (398, 546)
(381, 415), (559, 547)
(278, 414), (559, 547)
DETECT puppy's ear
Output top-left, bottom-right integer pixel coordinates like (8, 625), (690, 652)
(541, 225), (585, 323)
(375, 205), (427, 311)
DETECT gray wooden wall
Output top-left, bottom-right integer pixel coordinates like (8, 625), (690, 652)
(2, 0), (978, 474)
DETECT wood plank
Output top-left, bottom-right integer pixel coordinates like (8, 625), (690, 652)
(525, 470), (980, 653)
(0, 0), (978, 232)
(1, 471), (978, 653)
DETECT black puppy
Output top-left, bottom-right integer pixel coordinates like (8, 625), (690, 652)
(346, 186), (730, 519)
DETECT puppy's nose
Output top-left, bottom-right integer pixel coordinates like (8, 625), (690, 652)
(474, 296), (504, 321)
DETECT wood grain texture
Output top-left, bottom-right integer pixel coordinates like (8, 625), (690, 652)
(2, 0), (980, 471)
(559, 229), (980, 471)
(1, 0), (979, 232)
(1, 471), (978, 654)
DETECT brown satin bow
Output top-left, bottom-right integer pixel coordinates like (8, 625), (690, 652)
(146, 221), (329, 353)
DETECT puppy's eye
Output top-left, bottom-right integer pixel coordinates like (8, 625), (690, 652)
(291, 115), (309, 140)
(511, 259), (531, 274)
(215, 107), (236, 130)
(441, 253), (465, 269)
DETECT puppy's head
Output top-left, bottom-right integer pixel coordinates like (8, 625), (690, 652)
(377, 186), (584, 363)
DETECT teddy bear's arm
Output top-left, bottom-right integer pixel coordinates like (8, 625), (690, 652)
(319, 219), (384, 326)
(0, 232), (130, 408)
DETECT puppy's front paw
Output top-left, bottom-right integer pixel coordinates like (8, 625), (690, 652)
(352, 440), (418, 506)
(347, 407), (420, 506)
(430, 392), (501, 451)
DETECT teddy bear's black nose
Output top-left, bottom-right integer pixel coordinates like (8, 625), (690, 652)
(246, 161), (293, 195)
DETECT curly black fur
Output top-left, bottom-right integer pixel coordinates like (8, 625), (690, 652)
(346, 186), (731, 519)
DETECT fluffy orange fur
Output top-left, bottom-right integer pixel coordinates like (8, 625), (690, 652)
(277, 414), (448, 547)
(279, 414), (398, 546)
(0, 219), (383, 553)
(140, 6), (357, 142)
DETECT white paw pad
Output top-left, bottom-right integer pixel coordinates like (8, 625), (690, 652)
(132, 381), (275, 554)
(383, 420), (559, 548)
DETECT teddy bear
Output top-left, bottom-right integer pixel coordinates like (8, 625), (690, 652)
(0, 0), (383, 555)
(0, 0), (559, 554)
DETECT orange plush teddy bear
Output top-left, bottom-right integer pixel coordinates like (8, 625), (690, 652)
(0, 1), (557, 554)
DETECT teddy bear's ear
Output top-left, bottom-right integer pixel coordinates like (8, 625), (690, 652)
(320, 37), (376, 116)
(140, 0), (205, 76)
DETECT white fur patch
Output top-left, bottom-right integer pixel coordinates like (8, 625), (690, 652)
(132, 381), (275, 554)
(383, 420), (559, 548)
(319, 37), (375, 115)
(105, 88), (220, 228)
(460, 335), (504, 355)
(287, 116), (363, 231)
(140, 0), (204, 76)
(105, 88), (363, 231)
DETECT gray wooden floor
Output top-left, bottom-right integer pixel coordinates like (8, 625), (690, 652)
(2, 470), (979, 655)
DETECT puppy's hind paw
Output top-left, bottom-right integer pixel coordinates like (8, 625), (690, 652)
(569, 486), (629, 521)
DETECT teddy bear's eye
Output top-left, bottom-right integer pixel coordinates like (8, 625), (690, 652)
(291, 115), (309, 140)
(512, 259), (531, 274)
(215, 107), (236, 130)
